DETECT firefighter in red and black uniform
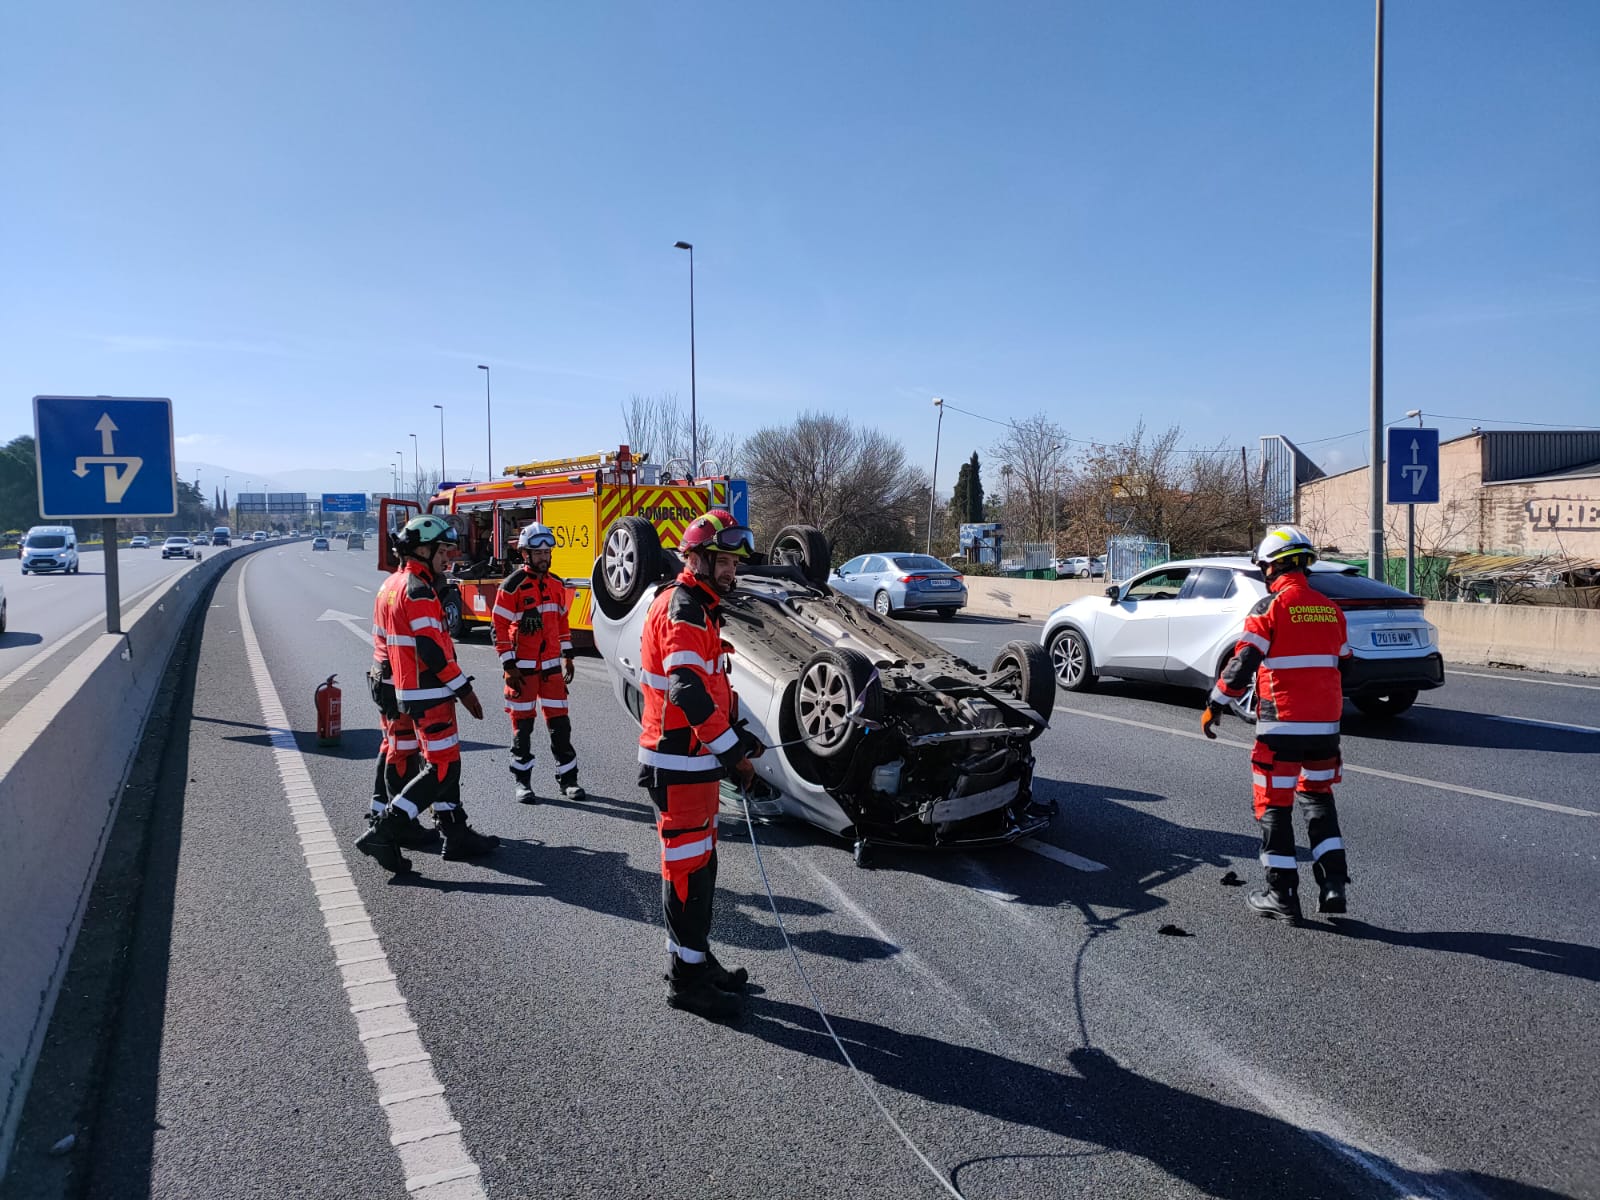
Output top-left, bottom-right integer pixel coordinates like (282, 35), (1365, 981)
(492, 522), (581, 805)
(1207, 527), (1352, 920)
(364, 600), (439, 850)
(638, 510), (763, 1021)
(357, 514), (499, 874)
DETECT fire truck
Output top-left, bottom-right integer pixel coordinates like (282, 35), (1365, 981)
(377, 446), (748, 641)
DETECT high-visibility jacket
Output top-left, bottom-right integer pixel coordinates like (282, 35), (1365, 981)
(1212, 571), (1350, 737)
(637, 570), (745, 784)
(491, 566), (572, 672)
(373, 559), (472, 715)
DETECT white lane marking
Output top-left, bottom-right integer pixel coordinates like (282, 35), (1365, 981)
(324, 571), (335, 577)
(1451, 668), (1600, 691)
(1053, 705), (1598, 819)
(931, 636), (978, 644)
(0, 574), (175, 694)
(353, 585), (372, 593)
(237, 561), (486, 1198)
(1487, 714), (1600, 735)
(1018, 836), (1107, 872)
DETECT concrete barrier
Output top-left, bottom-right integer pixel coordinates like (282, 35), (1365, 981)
(0, 540), (276, 1169)
(962, 577), (1600, 676)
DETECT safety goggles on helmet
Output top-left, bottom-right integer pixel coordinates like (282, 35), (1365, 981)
(679, 511), (754, 559)
(706, 526), (755, 554)
(516, 522), (556, 550)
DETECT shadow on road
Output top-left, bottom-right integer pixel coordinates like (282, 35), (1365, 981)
(738, 998), (1570, 1200)
(1313, 919), (1600, 984)
(0, 630), (43, 648)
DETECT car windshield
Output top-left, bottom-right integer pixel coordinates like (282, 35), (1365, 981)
(27, 534), (67, 548)
(166, 538), (187, 544)
(889, 555), (952, 572)
(1307, 572), (1411, 601)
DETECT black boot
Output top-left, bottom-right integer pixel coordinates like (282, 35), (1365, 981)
(1247, 885), (1303, 921)
(512, 769), (537, 805)
(666, 958), (743, 1021)
(440, 820), (500, 861)
(556, 768), (585, 800)
(705, 950), (749, 994)
(355, 810), (415, 875)
(1313, 858), (1349, 914)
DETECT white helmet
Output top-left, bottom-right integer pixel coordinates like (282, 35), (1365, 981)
(516, 523), (556, 550)
(1254, 526), (1316, 569)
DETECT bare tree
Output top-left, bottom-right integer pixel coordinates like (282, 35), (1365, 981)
(743, 411), (927, 560)
(621, 392), (740, 477)
(988, 412), (1070, 544)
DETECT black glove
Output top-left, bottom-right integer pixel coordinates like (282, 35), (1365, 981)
(1201, 702), (1224, 740)
(735, 717), (766, 759)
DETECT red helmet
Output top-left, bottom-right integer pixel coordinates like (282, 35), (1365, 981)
(679, 509), (754, 559)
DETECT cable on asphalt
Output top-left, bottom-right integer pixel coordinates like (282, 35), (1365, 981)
(735, 786), (968, 1200)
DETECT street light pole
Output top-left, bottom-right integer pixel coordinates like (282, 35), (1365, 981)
(433, 404), (446, 481)
(394, 452), (405, 504)
(410, 432), (420, 498)
(925, 397), (944, 555)
(673, 241), (698, 472)
(477, 364), (492, 478)
(1367, 0), (1386, 580)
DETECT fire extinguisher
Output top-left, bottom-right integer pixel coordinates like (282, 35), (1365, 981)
(315, 675), (342, 746)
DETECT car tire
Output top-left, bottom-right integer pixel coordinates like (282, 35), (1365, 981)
(936, 607), (957, 620)
(768, 524), (831, 587)
(990, 640), (1055, 739)
(873, 590), (893, 617)
(795, 646), (881, 761)
(1048, 627), (1097, 692)
(1353, 689), (1417, 719)
(596, 516), (665, 620)
(0, 601), (7, 634)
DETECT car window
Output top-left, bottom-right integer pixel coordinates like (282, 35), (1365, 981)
(889, 555), (951, 572)
(1307, 572), (1412, 601)
(1186, 567), (1236, 600)
(837, 556), (865, 574)
(862, 556), (886, 574)
(1125, 568), (1190, 601)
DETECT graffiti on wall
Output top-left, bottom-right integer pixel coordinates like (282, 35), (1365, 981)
(1526, 498), (1600, 532)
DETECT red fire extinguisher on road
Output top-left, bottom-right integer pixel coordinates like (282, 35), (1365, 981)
(315, 675), (342, 746)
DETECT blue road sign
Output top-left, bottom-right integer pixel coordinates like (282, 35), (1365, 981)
(321, 492), (369, 513)
(34, 395), (177, 518)
(1387, 427), (1440, 505)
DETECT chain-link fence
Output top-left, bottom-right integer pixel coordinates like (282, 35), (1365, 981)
(1107, 536), (1170, 582)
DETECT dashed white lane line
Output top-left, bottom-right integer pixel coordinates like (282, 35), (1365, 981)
(1451, 668), (1600, 691)
(1018, 837), (1107, 872)
(353, 585), (373, 593)
(238, 560), (487, 1199)
(1052, 705), (1598, 819)
(1488, 714), (1600, 735)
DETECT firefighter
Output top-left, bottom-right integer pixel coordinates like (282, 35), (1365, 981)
(492, 522), (581, 804)
(638, 510), (764, 1021)
(357, 514), (499, 874)
(1206, 526), (1352, 920)
(363, 625), (439, 850)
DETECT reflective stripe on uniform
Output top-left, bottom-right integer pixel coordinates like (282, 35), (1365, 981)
(392, 737), (419, 751)
(492, 604), (517, 621)
(1238, 631), (1270, 653)
(667, 938), (706, 964)
(422, 732), (459, 752)
(507, 699), (537, 713)
(1311, 837), (1345, 861)
(662, 649), (719, 674)
(540, 657), (562, 671)
(638, 747), (719, 772)
(410, 616), (444, 633)
(537, 602), (561, 614)
(387, 634), (417, 647)
(1255, 719), (1341, 736)
(1253, 772), (1297, 790)
(1300, 767), (1339, 781)
(706, 727), (739, 754)
(640, 670), (673, 690)
(1210, 684), (1236, 706)
(397, 685), (453, 701)
(510, 756), (534, 770)
(1263, 654), (1340, 669)
(392, 795), (420, 819)
(553, 754), (577, 775)
(539, 698), (569, 712)
(1260, 852), (1299, 870)
(663, 835), (714, 862)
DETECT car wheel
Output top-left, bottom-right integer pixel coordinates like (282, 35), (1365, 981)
(1353, 689), (1417, 719)
(0, 601), (7, 634)
(768, 524), (831, 587)
(596, 516), (664, 620)
(1048, 627), (1097, 691)
(989, 640), (1056, 738)
(873, 590), (893, 617)
(795, 646), (881, 760)
(1215, 653), (1258, 721)
(936, 607), (957, 620)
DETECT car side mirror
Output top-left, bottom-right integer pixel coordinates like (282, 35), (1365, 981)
(1105, 585), (1120, 602)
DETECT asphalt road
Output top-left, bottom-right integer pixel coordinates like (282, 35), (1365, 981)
(29, 548), (1600, 1198)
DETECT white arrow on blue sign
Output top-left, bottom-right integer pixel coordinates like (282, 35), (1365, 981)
(33, 395), (178, 518)
(1386, 427), (1440, 505)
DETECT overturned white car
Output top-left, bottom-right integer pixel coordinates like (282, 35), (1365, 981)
(590, 520), (1057, 865)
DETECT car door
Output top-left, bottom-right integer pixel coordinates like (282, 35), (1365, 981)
(1098, 567), (1192, 680)
(831, 555), (868, 600)
(1164, 567), (1253, 686)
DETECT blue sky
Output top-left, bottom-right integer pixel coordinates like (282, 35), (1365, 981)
(2, 1), (1595, 488)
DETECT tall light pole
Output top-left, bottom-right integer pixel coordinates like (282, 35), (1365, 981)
(222, 474), (229, 523)
(244, 479), (252, 533)
(409, 432), (420, 498)
(432, 403), (446, 481)
(925, 397), (945, 555)
(1367, 0), (1386, 580)
(394, 452), (405, 503)
(477, 364), (492, 478)
(673, 241), (698, 472)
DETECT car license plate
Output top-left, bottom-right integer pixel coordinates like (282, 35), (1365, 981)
(929, 578), (953, 588)
(1372, 629), (1416, 647)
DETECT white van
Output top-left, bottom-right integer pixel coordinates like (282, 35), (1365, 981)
(20, 525), (80, 575)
